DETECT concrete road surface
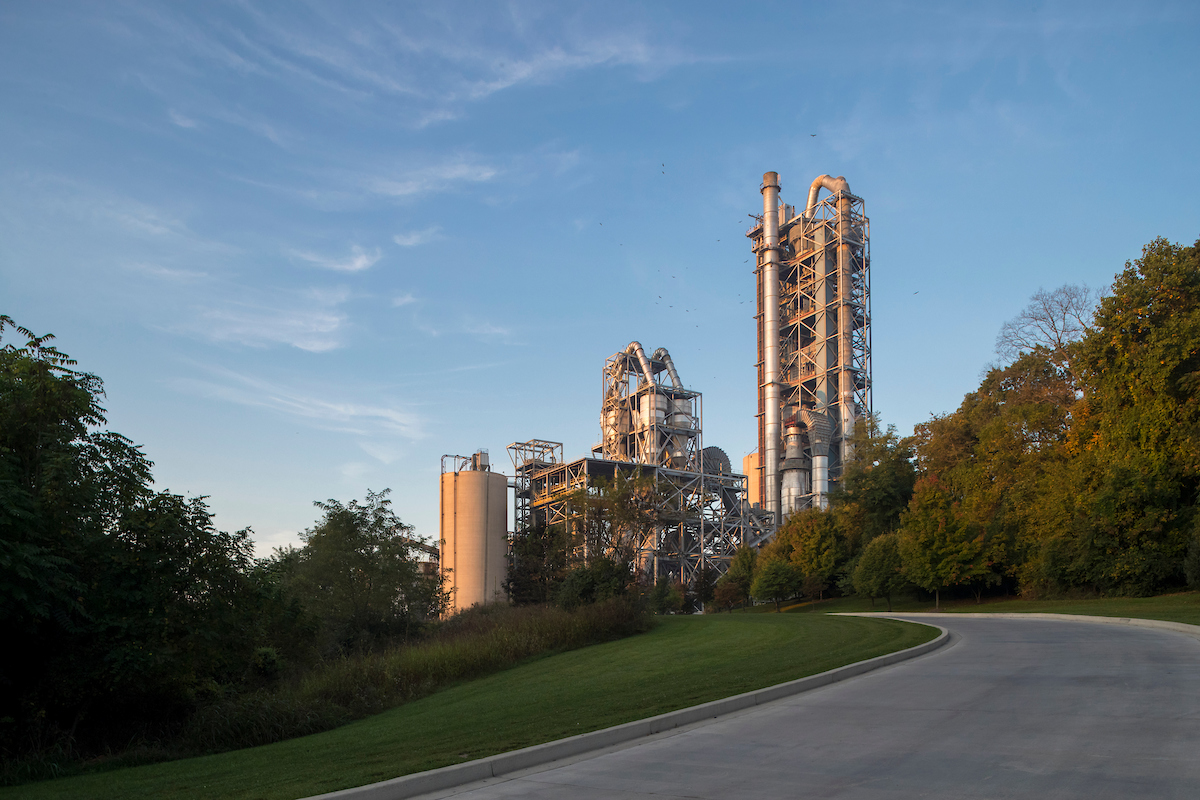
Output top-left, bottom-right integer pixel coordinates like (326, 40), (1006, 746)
(427, 616), (1200, 799)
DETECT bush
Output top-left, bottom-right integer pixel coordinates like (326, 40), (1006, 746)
(648, 580), (684, 614)
(554, 557), (631, 610)
(250, 647), (283, 680)
(180, 598), (651, 755)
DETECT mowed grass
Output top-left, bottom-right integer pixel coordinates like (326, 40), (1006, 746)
(778, 590), (1200, 626)
(6, 614), (935, 800)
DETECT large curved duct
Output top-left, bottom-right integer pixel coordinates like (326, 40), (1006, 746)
(652, 347), (683, 388)
(804, 175), (850, 218)
(625, 341), (655, 386)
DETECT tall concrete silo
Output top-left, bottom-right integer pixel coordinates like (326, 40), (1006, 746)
(440, 450), (508, 613)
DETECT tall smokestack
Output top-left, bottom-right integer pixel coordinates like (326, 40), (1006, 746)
(761, 172), (782, 519)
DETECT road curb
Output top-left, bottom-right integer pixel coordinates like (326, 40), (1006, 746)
(303, 619), (949, 800)
(835, 611), (1200, 640)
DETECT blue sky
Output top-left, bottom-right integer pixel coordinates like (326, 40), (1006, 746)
(2, 1), (1197, 553)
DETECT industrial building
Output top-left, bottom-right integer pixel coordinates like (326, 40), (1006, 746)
(743, 172), (872, 519)
(439, 170), (871, 602)
(509, 343), (770, 587)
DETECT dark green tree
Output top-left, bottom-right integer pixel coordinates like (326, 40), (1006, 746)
(1, 317), (269, 753)
(571, 469), (660, 568)
(693, 564), (717, 606)
(554, 556), (631, 610)
(852, 532), (908, 611)
(763, 508), (842, 600)
(712, 578), (742, 612)
(647, 578), (685, 614)
(1065, 237), (1200, 594)
(898, 476), (994, 609)
(751, 557), (798, 612)
(505, 522), (571, 605)
(835, 416), (918, 551)
(723, 545), (758, 602)
(284, 490), (444, 652)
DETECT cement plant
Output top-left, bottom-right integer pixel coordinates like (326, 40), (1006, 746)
(441, 171), (871, 610)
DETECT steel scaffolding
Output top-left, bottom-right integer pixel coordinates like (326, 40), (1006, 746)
(508, 344), (771, 586)
(747, 176), (872, 517)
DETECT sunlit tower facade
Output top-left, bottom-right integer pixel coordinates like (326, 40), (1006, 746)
(744, 172), (872, 521)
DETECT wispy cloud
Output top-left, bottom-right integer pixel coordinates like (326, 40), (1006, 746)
(186, 286), (352, 352)
(393, 226), (440, 246)
(120, 5), (693, 130)
(291, 244), (381, 272)
(464, 320), (516, 343)
(367, 158), (498, 198)
(126, 261), (208, 281)
(170, 366), (424, 439)
(358, 441), (404, 464)
(392, 293), (417, 307)
(168, 108), (198, 128)
(21, 174), (238, 255)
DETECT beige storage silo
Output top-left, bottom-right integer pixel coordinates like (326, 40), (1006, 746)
(440, 450), (508, 614)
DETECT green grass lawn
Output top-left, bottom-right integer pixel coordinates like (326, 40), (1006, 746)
(6, 614), (934, 800)
(780, 590), (1200, 626)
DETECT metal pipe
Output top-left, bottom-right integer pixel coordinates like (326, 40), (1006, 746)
(803, 174), (850, 218)
(780, 423), (805, 517)
(625, 341), (655, 386)
(802, 175), (859, 471)
(837, 190), (856, 469)
(761, 172), (782, 519)
(652, 347), (683, 388)
(802, 408), (833, 511)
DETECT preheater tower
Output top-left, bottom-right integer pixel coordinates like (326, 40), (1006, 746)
(440, 450), (508, 612)
(745, 172), (871, 519)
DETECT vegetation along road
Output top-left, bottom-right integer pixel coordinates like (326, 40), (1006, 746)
(1, 613), (933, 800)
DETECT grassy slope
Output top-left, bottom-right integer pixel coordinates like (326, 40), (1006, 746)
(779, 590), (1200, 625)
(8, 614), (935, 800)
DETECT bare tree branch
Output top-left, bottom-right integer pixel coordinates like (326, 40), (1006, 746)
(996, 284), (1099, 364)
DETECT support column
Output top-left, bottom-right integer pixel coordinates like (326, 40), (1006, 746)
(761, 172), (782, 519)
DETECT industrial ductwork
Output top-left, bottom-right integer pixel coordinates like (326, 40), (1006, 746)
(652, 347), (683, 388)
(625, 341), (654, 385)
(803, 174), (850, 218)
(780, 421), (810, 517)
(801, 408), (833, 510)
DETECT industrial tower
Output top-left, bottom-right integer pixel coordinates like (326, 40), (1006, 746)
(744, 172), (872, 521)
(510, 342), (767, 586)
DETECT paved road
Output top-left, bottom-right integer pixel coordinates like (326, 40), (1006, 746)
(430, 616), (1200, 799)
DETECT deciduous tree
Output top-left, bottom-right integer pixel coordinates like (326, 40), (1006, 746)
(852, 532), (907, 611)
(751, 557), (798, 612)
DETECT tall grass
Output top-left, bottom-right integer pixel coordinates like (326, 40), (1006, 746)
(184, 598), (650, 754)
(1, 598), (649, 786)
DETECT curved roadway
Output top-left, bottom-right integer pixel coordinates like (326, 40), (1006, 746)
(430, 616), (1200, 799)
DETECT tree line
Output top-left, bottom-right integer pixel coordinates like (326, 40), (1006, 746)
(712, 236), (1200, 610)
(0, 315), (445, 769)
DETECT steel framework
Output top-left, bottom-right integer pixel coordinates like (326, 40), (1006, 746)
(508, 344), (771, 586)
(747, 176), (872, 517)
